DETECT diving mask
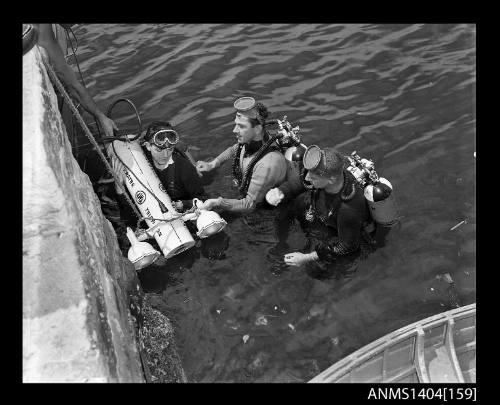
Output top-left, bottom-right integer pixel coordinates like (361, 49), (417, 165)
(303, 145), (325, 174)
(151, 129), (179, 149)
(234, 96), (256, 111)
(234, 96), (263, 123)
(303, 145), (345, 177)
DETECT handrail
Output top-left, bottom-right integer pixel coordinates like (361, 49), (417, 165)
(308, 304), (475, 383)
(381, 348), (388, 382)
(446, 318), (465, 382)
(415, 329), (430, 383)
(385, 365), (418, 383)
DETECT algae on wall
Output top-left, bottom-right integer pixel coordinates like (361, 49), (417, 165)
(141, 294), (188, 383)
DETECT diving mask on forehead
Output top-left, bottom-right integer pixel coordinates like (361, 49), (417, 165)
(234, 96), (256, 111)
(234, 96), (262, 123)
(151, 129), (179, 149)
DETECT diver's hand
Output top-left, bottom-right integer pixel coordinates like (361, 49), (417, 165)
(196, 197), (221, 211)
(164, 210), (182, 221)
(195, 166), (204, 177)
(284, 252), (318, 267)
(196, 159), (216, 173)
(96, 112), (118, 139)
(173, 200), (183, 211)
(266, 187), (285, 206)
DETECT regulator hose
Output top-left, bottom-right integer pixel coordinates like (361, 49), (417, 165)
(237, 132), (284, 196)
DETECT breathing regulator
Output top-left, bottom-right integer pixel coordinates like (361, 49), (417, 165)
(267, 115), (308, 161)
(346, 151), (399, 226)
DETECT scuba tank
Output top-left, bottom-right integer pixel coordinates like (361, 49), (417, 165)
(346, 151), (399, 226)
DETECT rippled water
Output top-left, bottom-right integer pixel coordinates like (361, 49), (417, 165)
(74, 23), (476, 382)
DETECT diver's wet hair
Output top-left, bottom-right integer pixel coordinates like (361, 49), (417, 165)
(144, 121), (174, 143)
(249, 102), (269, 127)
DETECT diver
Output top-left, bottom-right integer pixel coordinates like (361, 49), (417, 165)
(110, 120), (208, 225)
(195, 97), (288, 213)
(268, 145), (386, 267)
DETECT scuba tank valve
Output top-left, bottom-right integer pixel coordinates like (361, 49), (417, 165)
(347, 151), (399, 226)
(272, 115), (308, 162)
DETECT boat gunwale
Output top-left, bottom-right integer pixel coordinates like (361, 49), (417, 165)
(308, 303), (476, 383)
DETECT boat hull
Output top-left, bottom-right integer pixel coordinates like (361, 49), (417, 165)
(309, 303), (476, 383)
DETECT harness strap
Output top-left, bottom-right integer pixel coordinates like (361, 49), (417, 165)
(233, 135), (281, 196)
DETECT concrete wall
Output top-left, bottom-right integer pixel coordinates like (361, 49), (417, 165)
(23, 46), (144, 383)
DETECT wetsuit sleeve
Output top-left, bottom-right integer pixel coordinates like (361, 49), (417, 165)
(219, 152), (287, 213)
(178, 158), (207, 210)
(314, 203), (364, 262)
(213, 144), (239, 167)
(278, 162), (306, 203)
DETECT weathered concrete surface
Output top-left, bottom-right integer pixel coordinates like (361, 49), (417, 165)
(22, 46), (144, 382)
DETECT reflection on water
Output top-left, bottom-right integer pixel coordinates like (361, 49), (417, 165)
(75, 23), (475, 382)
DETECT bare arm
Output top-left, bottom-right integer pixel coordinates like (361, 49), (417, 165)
(217, 152), (287, 212)
(35, 24), (117, 138)
(196, 144), (238, 172)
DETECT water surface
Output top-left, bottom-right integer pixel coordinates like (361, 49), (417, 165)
(74, 23), (476, 382)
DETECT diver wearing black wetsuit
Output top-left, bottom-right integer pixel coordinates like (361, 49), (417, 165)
(275, 146), (374, 267)
(283, 170), (371, 262)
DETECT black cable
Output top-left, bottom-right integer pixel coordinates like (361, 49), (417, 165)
(103, 98), (143, 143)
(66, 25), (86, 88)
(67, 25), (78, 53)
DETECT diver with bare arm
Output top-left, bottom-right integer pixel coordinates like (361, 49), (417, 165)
(195, 97), (288, 213)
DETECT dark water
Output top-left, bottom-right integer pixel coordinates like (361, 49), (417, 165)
(74, 24), (476, 382)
